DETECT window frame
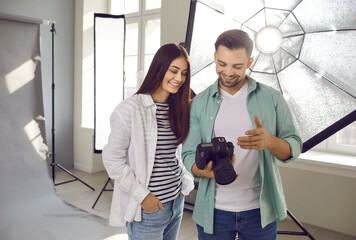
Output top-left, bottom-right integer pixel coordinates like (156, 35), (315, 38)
(312, 123), (356, 157)
(109, 0), (161, 95)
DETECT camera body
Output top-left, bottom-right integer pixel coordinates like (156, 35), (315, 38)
(195, 137), (236, 185)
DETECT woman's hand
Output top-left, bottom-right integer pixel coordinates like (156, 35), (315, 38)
(141, 193), (164, 212)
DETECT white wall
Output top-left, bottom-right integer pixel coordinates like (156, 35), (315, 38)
(0, 0), (75, 169)
(279, 161), (356, 237)
(161, 0), (191, 45)
(161, 0), (356, 237)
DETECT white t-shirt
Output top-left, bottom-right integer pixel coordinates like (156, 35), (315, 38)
(214, 82), (261, 212)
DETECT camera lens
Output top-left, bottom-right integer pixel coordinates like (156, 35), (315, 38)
(213, 160), (236, 185)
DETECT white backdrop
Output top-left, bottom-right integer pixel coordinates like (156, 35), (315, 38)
(0, 14), (125, 240)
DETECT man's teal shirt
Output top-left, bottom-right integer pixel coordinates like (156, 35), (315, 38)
(182, 76), (302, 234)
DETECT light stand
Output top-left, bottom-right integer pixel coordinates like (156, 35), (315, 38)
(278, 210), (315, 240)
(49, 23), (94, 191)
(91, 177), (113, 209)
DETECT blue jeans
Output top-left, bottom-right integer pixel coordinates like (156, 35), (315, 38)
(197, 208), (277, 240)
(126, 196), (184, 240)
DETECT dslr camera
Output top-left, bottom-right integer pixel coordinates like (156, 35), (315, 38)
(195, 137), (236, 185)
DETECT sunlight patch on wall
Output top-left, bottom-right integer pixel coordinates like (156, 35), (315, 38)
(24, 117), (48, 160)
(5, 58), (39, 94)
(83, 10), (95, 32)
(82, 53), (94, 128)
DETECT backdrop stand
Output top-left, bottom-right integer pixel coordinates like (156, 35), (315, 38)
(49, 23), (94, 191)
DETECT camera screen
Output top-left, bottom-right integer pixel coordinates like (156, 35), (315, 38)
(201, 143), (213, 147)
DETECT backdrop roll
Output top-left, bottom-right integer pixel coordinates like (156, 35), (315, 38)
(0, 14), (125, 240)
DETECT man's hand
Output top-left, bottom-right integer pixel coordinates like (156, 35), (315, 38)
(192, 154), (237, 178)
(192, 160), (214, 178)
(237, 115), (272, 150)
(141, 193), (164, 212)
(237, 115), (291, 160)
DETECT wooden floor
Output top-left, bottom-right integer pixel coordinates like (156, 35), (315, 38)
(55, 169), (356, 240)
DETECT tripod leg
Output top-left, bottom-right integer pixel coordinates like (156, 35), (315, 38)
(92, 177), (112, 209)
(55, 163), (95, 191)
(109, 179), (114, 187)
(287, 210), (315, 240)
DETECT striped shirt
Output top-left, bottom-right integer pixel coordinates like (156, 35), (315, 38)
(148, 102), (182, 203)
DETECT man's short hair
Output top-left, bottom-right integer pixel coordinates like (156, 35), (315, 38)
(215, 29), (254, 58)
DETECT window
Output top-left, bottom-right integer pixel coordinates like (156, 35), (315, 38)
(313, 121), (356, 156)
(110, 0), (161, 99)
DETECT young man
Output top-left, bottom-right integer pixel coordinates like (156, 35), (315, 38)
(182, 29), (302, 240)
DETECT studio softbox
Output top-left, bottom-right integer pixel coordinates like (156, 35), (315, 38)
(185, 0), (356, 152)
(94, 14), (125, 153)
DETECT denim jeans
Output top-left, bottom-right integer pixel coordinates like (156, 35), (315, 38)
(197, 208), (277, 240)
(126, 196), (184, 240)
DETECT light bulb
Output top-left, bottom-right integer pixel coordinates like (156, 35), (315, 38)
(256, 27), (282, 54)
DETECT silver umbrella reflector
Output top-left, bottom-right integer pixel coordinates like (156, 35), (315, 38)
(185, 0), (356, 152)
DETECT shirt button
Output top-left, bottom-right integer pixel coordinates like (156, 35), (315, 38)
(217, 101), (220, 104)
(210, 116), (213, 120)
(207, 137), (210, 140)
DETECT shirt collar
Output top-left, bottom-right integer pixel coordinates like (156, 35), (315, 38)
(246, 75), (257, 95)
(210, 79), (220, 98)
(139, 94), (155, 107)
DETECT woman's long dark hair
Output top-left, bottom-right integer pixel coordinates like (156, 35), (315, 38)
(136, 43), (191, 145)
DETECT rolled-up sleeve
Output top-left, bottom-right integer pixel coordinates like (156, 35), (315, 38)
(274, 92), (302, 162)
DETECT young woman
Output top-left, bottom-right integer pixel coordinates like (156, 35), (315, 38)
(102, 43), (194, 240)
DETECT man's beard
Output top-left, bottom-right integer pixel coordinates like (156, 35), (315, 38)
(218, 73), (243, 88)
